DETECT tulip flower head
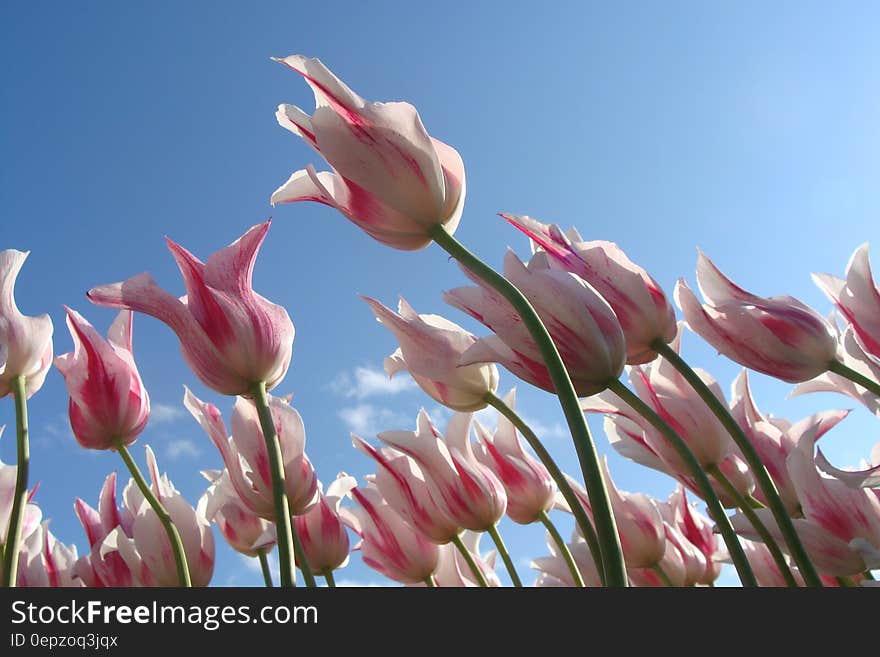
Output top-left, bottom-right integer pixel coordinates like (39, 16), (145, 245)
(675, 252), (837, 383)
(88, 222), (294, 396)
(200, 470), (272, 557)
(55, 309), (150, 450)
(271, 55), (466, 251)
(0, 250), (53, 399)
(813, 243), (880, 361)
(294, 474), (356, 574)
(445, 250), (626, 396)
(503, 214), (677, 364)
(362, 295), (499, 412)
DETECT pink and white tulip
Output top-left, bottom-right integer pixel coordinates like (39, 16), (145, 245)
(675, 253), (837, 383)
(362, 296), (498, 412)
(101, 446), (215, 586)
(54, 309), (149, 450)
(271, 55), (466, 251)
(0, 250), (53, 398)
(732, 440), (880, 576)
(813, 243), (880, 361)
(342, 482), (439, 585)
(294, 474), (356, 574)
(376, 410), (507, 533)
(200, 470), (272, 557)
(87, 222), (294, 396)
(503, 214), (677, 364)
(428, 531), (501, 587)
(353, 438), (460, 543)
(665, 487), (724, 585)
(185, 388), (319, 520)
(16, 522), (81, 588)
(566, 460), (666, 569)
(473, 389), (556, 524)
(730, 369), (849, 512)
(72, 472), (135, 587)
(445, 250), (626, 396)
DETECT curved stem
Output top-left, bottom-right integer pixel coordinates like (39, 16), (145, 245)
(706, 465), (798, 588)
(323, 569), (336, 588)
(484, 392), (603, 583)
(744, 494), (766, 510)
(451, 534), (489, 587)
(829, 359), (880, 398)
(538, 510), (586, 587)
(115, 441), (191, 587)
(249, 381), (296, 588)
(651, 340), (823, 587)
(651, 563), (674, 587)
(486, 524), (523, 587)
(2, 376), (29, 587)
(290, 521), (317, 588)
(606, 378), (758, 587)
(423, 575), (437, 588)
(431, 225), (626, 587)
(257, 549), (273, 587)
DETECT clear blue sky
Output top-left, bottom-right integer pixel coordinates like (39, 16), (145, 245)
(1, 1), (878, 586)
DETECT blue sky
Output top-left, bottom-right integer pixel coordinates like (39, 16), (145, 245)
(1, 1), (878, 586)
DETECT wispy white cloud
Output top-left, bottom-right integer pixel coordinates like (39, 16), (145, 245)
(329, 365), (416, 399)
(165, 438), (201, 460)
(520, 414), (568, 441)
(151, 403), (186, 424)
(338, 404), (411, 437)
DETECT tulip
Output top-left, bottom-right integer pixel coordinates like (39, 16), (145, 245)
(87, 222), (294, 396)
(531, 531), (604, 587)
(445, 250), (626, 395)
(473, 389), (555, 525)
(793, 323), (880, 418)
(813, 243), (880, 361)
(732, 440), (880, 576)
(54, 309), (149, 450)
(16, 522), (81, 588)
(72, 472), (135, 587)
(628, 539), (688, 587)
(503, 214), (677, 364)
(270, 55), (466, 251)
(294, 474), (356, 575)
(185, 388), (319, 520)
(101, 446), (215, 586)
(352, 439), (460, 543)
(200, 470), (272, 557)
(730, 369), (849, 512)
(675, 252), (838, 383)
(341, 482), (439, 585)
(566, 460), (666, 569)
(361, 296), (499, 412)
(376, 410), (507, 533)
(0, 250), (53, 399)
(665, 487), (724, 585)
(428, 531), (501, 587)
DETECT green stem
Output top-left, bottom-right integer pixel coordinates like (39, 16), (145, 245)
(451, 534), (490, 587)
(431, 225), (626, 587)
(651, 563), (674, 587)
(290, 521), (317, 588)
(829, 359), (880, 398)
(323, 569), (336, 588)
(257, 548), (273, 587)
(115, 441), (191, 587)
(538, 510), (586, 587)
(651, 340), (823, 587)
(486, 524), (523, 587)
(423, 575), (437, 588)
(249, 381), (296, 588)
(2, 376), (29, 587)
(744, 494), (766, 510)
(864, 570), (876, 581)
(484, 391), (604, 583)
(707, 465), (798, 588)
(606, 378), (758, 587)
(835, 575), (856, 588)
